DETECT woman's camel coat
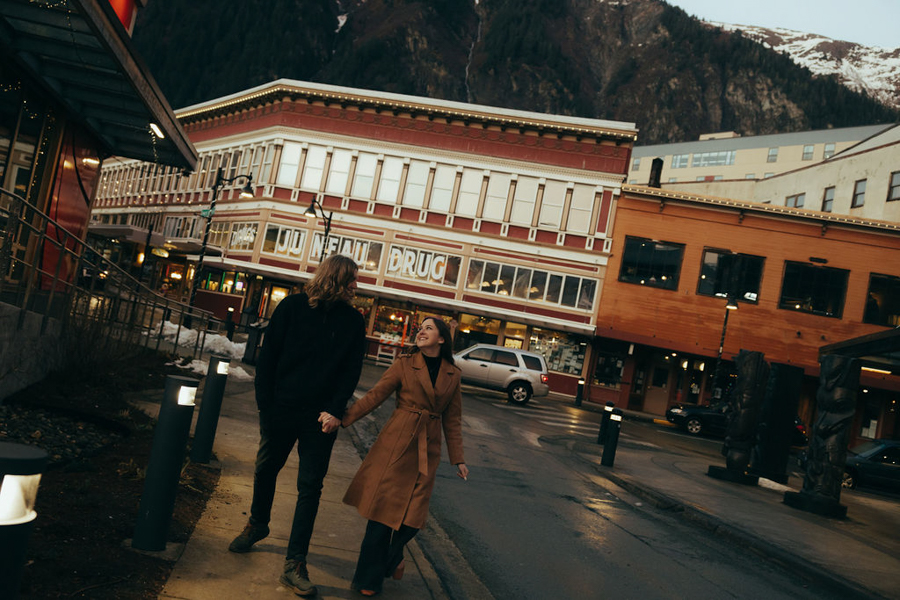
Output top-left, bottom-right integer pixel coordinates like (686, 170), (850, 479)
(342, 352), (465, 530)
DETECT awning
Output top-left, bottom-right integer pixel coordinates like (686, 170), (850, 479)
(820, 328), (900, 375)
(0, 0), (196, 169)
(87, 222), (165, 246)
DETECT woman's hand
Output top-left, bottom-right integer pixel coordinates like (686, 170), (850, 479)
(318, 411), (340, 433)
(456, 463), (469, 481)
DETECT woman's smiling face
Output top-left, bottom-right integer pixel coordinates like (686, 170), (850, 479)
(416, 319), (444, 354)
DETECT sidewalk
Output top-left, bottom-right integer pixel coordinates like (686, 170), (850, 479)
(142, 363), (447, 600)
(566, 404), (900, 600)
(144, 361), (899, 599)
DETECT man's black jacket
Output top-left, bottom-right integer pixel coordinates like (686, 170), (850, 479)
(254, 293), (366, 419)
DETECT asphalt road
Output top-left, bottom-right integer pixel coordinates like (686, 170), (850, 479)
(419, 388), (847, 600)
(346, 363), (888, 600)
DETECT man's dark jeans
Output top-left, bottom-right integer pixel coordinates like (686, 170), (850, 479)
(249, 411), (337, 561)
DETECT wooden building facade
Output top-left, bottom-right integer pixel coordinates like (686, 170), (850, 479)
(589, 185), (900, 442)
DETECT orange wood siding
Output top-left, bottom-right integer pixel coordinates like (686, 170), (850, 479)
(597, 193), (900, 372)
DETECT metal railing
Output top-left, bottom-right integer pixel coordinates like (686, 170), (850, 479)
(0, 187), (216, 366)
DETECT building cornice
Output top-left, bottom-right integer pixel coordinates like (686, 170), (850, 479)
(175, 79), (638, 143)
(622, 184), (900, 234)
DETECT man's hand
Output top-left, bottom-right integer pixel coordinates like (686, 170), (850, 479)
(318, 411), (340, 433)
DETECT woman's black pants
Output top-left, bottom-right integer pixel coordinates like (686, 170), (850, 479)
(351, 520), (418, 593)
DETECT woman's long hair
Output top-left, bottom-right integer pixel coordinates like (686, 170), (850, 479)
(305, 254), (358, 308)
(409, 316), (455, 365)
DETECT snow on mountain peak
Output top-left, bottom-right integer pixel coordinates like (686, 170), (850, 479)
(708, 21), (900, 111)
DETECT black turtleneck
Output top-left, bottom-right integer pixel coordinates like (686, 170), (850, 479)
(422, 353), (442, 388)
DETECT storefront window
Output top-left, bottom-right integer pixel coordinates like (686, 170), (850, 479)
(228, 222), (258, 252)
(455, 313), (500, 351)
(503, 321), (528, 348)
(351, 294), (374, 329)
(530, 328), (588, 375)
(373, 302), (415, 341)
(593, 350), (626, 389)
(466, 259), (598, 310)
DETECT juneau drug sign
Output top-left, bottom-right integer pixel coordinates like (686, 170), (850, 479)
(310, 232), (383, 272)
(386, 245), (461, 286)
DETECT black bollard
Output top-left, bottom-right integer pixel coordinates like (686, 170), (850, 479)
(601, 408), (624, 467)
(597, 401), (616, 444)
(132, 375), (199, 551)
(0, 442), (48, 600)
(225, 307), (235, 341)
(574, 378), (585, 407)
(190, 355), (231, 464)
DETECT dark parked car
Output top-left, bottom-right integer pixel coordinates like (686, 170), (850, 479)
(666, 402), (730, 437)
(666, 402), (808, 446)
(843, 439), (900, 491)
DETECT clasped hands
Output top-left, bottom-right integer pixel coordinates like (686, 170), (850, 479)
(318, 411), (340, 433)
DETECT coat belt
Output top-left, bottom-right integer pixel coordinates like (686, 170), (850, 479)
(398, 406), (440, 476)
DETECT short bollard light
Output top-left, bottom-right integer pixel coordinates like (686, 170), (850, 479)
(601, 408), (624, 467)
(597, 401), (616, 444)
(132, 375), (199, 552)
(191, 354), (231, 464)
(0, 442), (48, 599)
(225, 307), (236, 341)
(574, 378), (585, 407)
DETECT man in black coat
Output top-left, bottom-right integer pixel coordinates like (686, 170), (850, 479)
(229, 254), (366, 597)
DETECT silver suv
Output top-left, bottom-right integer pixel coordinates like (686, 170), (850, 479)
(453, 343), (550, 404)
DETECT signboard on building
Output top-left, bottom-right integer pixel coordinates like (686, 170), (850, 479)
(310, 232), (383, 272)
(386, 244), (461, 287)
(262, 224), (306, 258)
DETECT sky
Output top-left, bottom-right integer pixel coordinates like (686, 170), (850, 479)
(666, 0), (898, 48)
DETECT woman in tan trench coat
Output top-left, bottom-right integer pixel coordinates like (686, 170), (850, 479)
(341, 317), (468, 596)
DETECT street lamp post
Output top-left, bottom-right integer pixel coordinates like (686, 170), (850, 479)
(712, 296), (739, 399)
(188, 167), (254, 313)
(304, 198), (333, 259)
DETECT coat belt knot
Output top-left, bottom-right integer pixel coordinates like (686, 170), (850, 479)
(399, 406), (441, 476)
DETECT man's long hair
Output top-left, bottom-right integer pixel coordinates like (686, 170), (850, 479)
(305, 254), (358, 308)
(408, 316), (455, 365)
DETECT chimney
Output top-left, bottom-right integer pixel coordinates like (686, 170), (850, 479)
(648, 157), (663, 188)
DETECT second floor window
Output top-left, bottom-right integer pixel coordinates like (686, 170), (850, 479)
(325, 149), (352, 195)
(888, 172), (900, 202)
(619, 236), (684, 291)
(300, 145), (326, 190)
(822, 187), (835, 212)
(864, 274), (900, 327)
(697, 250), (764, 303)
(852, 179), (867, 208)
(351, 153), (377, 199)
(802, 145), (814, 160)
(786, 193), (805, 208)
(376, 157), (403, 203)
(767, 147), (779, 163)
(779, 261), (848, 318)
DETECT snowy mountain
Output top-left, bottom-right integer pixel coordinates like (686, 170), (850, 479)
(712, 22), (900, 110)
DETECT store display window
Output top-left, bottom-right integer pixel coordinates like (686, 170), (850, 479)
(374, 302), (415, 341)
(529, 327), (589, 375)
(455, 313), (500, 350)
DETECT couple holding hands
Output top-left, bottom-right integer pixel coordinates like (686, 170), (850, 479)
(228, 254), (468, 597)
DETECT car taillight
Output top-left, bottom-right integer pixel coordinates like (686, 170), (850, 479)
(541, 374), (549, 384)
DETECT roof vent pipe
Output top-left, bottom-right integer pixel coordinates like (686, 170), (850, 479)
(648, 157), (663, 188)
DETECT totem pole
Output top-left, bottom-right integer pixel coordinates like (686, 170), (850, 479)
(708, 350), (768, 484)
(784, 354), (859, 519)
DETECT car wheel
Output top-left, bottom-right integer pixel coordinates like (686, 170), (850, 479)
(842, 469), (857, 489)
(686, 417), (703, 435)
(507, 381), (532, 405)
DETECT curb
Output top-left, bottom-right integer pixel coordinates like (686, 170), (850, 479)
(590, 462), (889, 600)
